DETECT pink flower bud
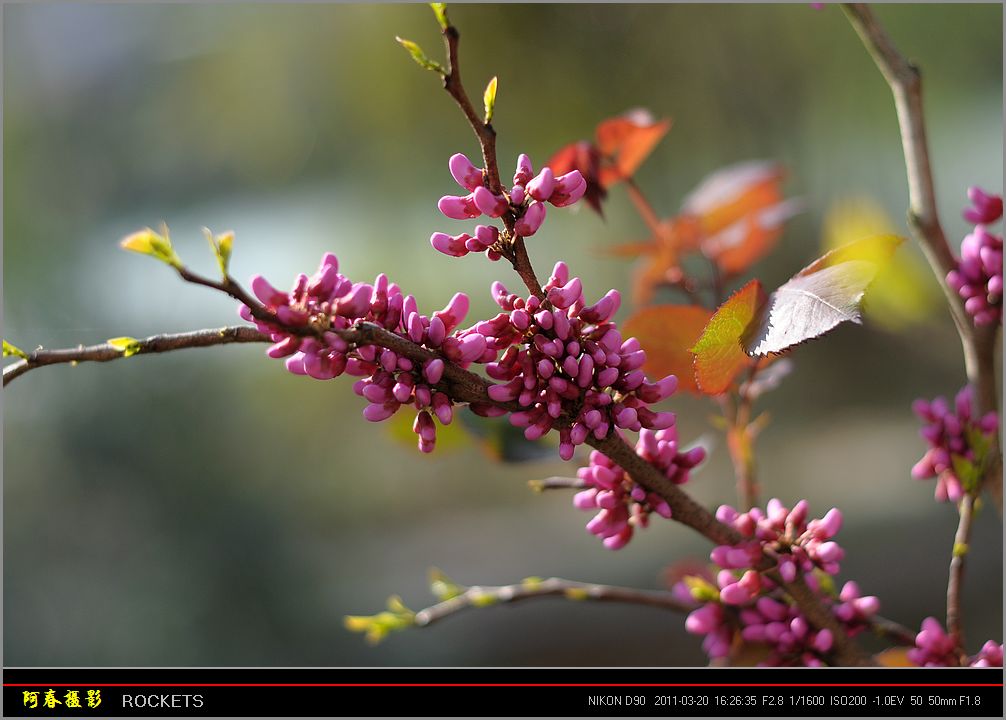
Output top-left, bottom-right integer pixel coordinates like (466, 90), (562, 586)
(547, 277), (583, 310)
(436, 292), (470, 333)
(438, 193), (480, 220)
(251, 275), (287, 306)
(423, 358), (445, 385)
(718, 582), (752, 606)
(430, 231), (470, 257)
(580, 289), (622, 324)
(685, 605), (722, 635)
(449, 152), (484, 191)
(473, 224), (499, 251)
(267, 336), (301, 358)
(363, 402), (400, 422)
(473, 186), (508, 217)
(963, 186), (1003, 225)
(513, 154), (534, 186)
(549, 170), (587, 207)
(333, 283), (373, 318)
(596, 366), (620, 388)
(514, 201), (546, 237)
(526, 167), (555, 202)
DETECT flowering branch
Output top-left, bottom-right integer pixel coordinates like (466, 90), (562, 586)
(842, 3), (1002, 514)
(3, 326), (267, 387)
(412, 575), (692, 628)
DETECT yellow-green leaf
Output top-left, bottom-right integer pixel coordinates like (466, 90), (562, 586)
(107, 337), (142, 357)
(430, 3), (449, 30)
(823, 196), (939, 330)
(691, 280), (765, 395)
(204, 227), (234, 276)
(395, 37), (446, 75)
(483, 76), (498, 124)
(3, 340), (28, 359)
(120, 226), (181, 268)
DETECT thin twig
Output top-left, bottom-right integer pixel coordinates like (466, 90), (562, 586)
(3, 326), (268, 386)
(414, 576), (691, 627)
(946, 493), (975, 649)
(623, 177), (664, 237)
(529, 476), (587, 492)
(842, 3), (1001, 514)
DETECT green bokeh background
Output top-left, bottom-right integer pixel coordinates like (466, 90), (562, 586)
(4, 3), (1002, 665)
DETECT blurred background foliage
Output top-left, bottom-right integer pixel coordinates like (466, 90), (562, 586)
(4, 3), (1001, 665)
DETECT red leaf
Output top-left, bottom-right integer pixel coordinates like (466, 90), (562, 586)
(691, 280), (766, 395)
(594, 109), (671, 187)
(623, 305), (713, 394)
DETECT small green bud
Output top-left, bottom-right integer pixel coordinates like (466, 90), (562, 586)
(120, 226), (182, 268)
(107, 337), (142, 357)
(395, 37), (446, 75)
(429, 3), (449, 30)
(483, 76), (497, 124)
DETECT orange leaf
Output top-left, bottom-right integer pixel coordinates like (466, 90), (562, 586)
(595, 109), (671, 186)
(681, 161), (800, 275)
(623, 305), (712, 394)
(691, 280), (765, 395)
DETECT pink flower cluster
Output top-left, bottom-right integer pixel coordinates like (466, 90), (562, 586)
(947, 186), (1003, 326)
(573, 429), (707, 549)
(482, 262), (678, 454)
(431, 153), (586, 257)
(911, 385), (998, 502)
(711, 499), (846, 591)
(907, 617), (1003, 667)
(676, 500), (881, 665)
(241, 252), (483, 453)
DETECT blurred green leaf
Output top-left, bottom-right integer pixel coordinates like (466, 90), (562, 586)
(428, 567), (464, 601)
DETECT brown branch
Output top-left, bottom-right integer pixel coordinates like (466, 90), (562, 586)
(529, 476), (587, 492)
(413, 576), (691, 628)
(869, 614), (918, 647)
(946, 493), (975, 649)
(842, 3), (1001, 514)
(437, 15), (546, 302)
(440, 25), (502, 196)
(3, 326), (268, 387)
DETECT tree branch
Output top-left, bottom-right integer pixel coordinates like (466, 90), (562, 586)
(3, 326), (268, 387)
(413, 576), (691, 628)
(946, 493), (975, 650)
(842, 3), (1001, 514)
